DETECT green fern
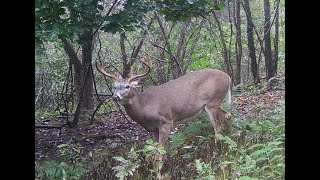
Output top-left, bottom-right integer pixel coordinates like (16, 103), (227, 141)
(195, 159), (216, 180)
(112, 156), (140, 180)
(170, 113), (214, 148)
(112, 147), (141, 180)
(38, 161), (86, 180)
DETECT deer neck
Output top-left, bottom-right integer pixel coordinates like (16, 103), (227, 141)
(122, 88), (143, 121)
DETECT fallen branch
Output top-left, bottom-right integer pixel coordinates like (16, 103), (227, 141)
(35, 125), (62, 129)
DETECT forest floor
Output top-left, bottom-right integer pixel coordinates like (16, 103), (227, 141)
(35, 89), (285, 166)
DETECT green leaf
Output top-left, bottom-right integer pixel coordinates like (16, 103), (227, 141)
(57, 144), (69, 148)
(217, 3), (225, 11)
(195, 159), (204, 173)
(146, 139), (154, 145)
(239, 176), (259, 180)
(113, 156), (128, 164)
(220, 161), (234, 168)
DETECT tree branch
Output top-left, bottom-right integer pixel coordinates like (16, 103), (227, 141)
(130, 17), (154, 64)
(59, 36), (83, 71)
(35, 125), (62, 129)
(154, 12), (183, 78)
(150, 43), (177, 60)
(91, 0), (119, 39)
(212, 11), (231, 76)
(120, 32), (129, 77)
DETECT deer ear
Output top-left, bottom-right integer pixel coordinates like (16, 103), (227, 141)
(130, 81), (139, 87)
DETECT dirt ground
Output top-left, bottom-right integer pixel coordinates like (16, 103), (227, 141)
(35, 89), (285, 164)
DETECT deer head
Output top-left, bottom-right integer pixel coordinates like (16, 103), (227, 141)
(96, 58), (151, 102)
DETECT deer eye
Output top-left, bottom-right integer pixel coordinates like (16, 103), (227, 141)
(125, 85), (130, 89)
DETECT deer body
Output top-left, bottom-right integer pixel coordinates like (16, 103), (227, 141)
(96, 59), (232, 163)
(121, 69), (230, 134)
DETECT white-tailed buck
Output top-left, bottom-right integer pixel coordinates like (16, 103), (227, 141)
(96, 58), (232, 159)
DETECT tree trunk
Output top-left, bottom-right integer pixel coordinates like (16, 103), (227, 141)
(175, 23), (188, 77)
(227, 2), (234, 83)
(156, 35), (166, 85)
(234, 0), (242, 85)
(212, 11), (232, 77)
(274, 0), (280, 76)
(59, 36), (83, 104)
(264, 0), (274, 79)
(81, 31), (94, 114)
(120, 32), (130, 78)
(243, 0), (259, 85)
(59, 31), (95, 127)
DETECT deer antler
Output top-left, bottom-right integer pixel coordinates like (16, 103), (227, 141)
(111, 65), (122, 76)
(128, 58), (152, 82)
(95, 61), (119, 80)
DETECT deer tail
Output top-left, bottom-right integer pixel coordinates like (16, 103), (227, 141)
(225, 76), (232, 107)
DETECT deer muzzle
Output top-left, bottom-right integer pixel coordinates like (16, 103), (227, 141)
(112, 94), (120, 101)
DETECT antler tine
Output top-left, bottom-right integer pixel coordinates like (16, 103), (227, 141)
(95, 61), (118, 80)
(128, 58), (152, 82)
(111, 65), (122, 77)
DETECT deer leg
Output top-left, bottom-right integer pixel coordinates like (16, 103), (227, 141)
(205, 106), (222, 135)
(205, 105), (232, 136)
(152, 124), (171, 164)
(214, 107), (232, 174)
(155, 124), (171, 180)
(205, 105), (233, 154)
(156, 125), (171, 161)
(218, 107), (232, 136)
(153, 131), (159, 143)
